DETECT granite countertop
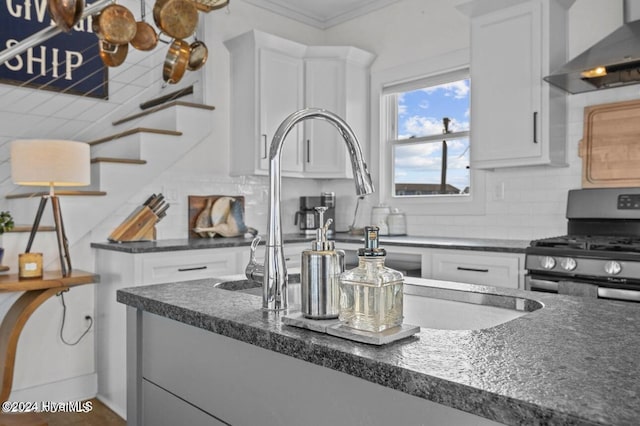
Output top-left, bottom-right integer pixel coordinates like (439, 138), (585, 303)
(117, 278), (640, 426)
(92, 233), (529, 254)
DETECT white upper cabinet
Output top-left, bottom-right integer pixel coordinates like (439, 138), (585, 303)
(224, 31), (305, 176)
(225, 31), (375, 178)
(303, 47), (375, 178)
(468, 0), (568, 169)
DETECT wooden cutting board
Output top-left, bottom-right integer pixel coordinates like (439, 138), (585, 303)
(187, 195), (245, 238)
(579, 99), (640, 188)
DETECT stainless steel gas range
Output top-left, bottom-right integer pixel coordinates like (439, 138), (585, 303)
(525, 188), (640, 303)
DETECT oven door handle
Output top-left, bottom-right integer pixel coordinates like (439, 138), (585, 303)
(526, 277), (559, 292)
(597, 287), (640, 302)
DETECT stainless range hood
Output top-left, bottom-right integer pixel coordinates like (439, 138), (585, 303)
(545, 0), (640, 94)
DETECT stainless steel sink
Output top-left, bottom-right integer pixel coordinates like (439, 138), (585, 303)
(214, 275), (542, 330)
(214, 274), (300, 298)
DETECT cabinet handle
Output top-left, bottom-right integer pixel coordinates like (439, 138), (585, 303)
(533, 112), (538, 144)
(262, 134), (268, 159)
(457, 266), (489, 273)
(178, 266), (208, 272)
(306, 139), (311, 163)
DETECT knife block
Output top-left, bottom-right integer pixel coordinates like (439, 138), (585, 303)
(108, 206), (158, 242)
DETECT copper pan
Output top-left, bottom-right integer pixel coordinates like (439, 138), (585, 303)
(187, 40), (207, 71)
(48, 0), (84, 32)
(98, 41), (128, 67)
(153, 0), (198, 40)
(131, 21), (158, 51)
(131, 2), (158, 51)
(163, 39), (190, 84)
(92, 4), (137, 45)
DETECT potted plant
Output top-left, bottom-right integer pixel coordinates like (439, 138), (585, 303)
(0, 211), (14, 265)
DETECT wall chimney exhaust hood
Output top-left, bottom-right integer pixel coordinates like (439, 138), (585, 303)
(544, 0), (640, 94)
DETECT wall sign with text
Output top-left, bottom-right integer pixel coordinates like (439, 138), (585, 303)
(0, 0), (108, 99)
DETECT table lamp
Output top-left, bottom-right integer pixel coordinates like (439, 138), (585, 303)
(10, 140), (90, 277)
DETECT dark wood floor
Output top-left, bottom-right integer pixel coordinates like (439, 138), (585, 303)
(0, 399), (125, 426)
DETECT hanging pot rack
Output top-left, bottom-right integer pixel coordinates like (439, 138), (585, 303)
(0, 0), (114, 66)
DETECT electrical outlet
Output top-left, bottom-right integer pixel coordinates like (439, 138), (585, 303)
(162, 186), (179, 203)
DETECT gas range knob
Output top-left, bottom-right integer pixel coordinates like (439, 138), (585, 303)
(539, 256), (556, 270)
(604, 260), (622, 275)
(560, 257), (577, 271)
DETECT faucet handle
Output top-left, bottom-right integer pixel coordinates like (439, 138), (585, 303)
(249, 235), (261, 261)
(245, 236), (264, 283)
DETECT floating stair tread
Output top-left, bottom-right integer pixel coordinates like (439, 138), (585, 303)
(6, 190), (107, 199)
(113, 101), (215, 126)
(91, 157), (147, 165)
(88, 128), (182, 146)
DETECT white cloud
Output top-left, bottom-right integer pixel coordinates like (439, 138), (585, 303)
(422, 80), (470, 99)
(399, 116), (442, 138)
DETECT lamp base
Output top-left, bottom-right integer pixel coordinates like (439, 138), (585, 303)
(25, 195), (71, 277)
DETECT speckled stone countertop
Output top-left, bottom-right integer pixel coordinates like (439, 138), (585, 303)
(117, 277), (640, 426)
(92, 233), (529, 253)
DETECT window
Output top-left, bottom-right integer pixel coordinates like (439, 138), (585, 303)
(385, 72), (470, 198)
(372, 50), (485, 216)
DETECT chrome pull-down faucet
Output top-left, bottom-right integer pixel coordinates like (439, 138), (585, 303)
(259, 108), (375, 311)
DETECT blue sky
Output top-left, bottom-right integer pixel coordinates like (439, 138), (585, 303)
(394, 79), (471, 193)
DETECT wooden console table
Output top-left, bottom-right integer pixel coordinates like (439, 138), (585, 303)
(0, 270), (97, 407)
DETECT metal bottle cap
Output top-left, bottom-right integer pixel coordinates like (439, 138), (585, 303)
(358, 226), (386, 256)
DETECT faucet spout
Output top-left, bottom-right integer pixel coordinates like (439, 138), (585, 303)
(263, 108), (374, 310)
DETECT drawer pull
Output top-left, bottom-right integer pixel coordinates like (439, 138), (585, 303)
(457, 266), (489, 273)
(178, 266), (208, 272)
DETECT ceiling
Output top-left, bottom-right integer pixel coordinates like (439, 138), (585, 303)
(242, 0), (404, 29)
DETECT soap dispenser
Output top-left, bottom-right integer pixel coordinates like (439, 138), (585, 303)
(300, 207), (345, 319)
(339, 226), (404, 332)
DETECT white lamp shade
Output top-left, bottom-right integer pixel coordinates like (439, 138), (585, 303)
(11, 139), (90, 187)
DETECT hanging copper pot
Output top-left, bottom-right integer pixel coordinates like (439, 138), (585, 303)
(130, 0), (158, 51)
(98, 41), (128, 67)
(92, 4), (137, 45)
(153, 0), (198, 40)
(163, 39), (190, 84)
(48, 0), (85, 32)
(131, 21), (158, 51)
(187, 40), (208, 71)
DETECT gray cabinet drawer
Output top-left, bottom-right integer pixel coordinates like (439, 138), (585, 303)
(142, 379), (225, 426)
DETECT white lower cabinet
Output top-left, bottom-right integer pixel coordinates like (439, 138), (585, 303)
(95, 246), (250, 419)
(430, 250), (522, 289)
(341, 243), (523, 289)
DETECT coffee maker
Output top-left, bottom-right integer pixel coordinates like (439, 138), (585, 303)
(295, 192), (335, 236)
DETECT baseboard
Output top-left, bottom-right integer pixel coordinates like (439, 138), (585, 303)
(9, 373), (97, 403)
(95, 394), (126, 420)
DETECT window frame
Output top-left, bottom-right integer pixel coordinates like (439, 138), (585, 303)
(370, 48), (486, 216)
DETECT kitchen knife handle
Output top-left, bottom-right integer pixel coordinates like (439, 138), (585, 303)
(306, 139), (310, 163)
(533, 111), (538, 144)
(262, 134), (268, 159)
